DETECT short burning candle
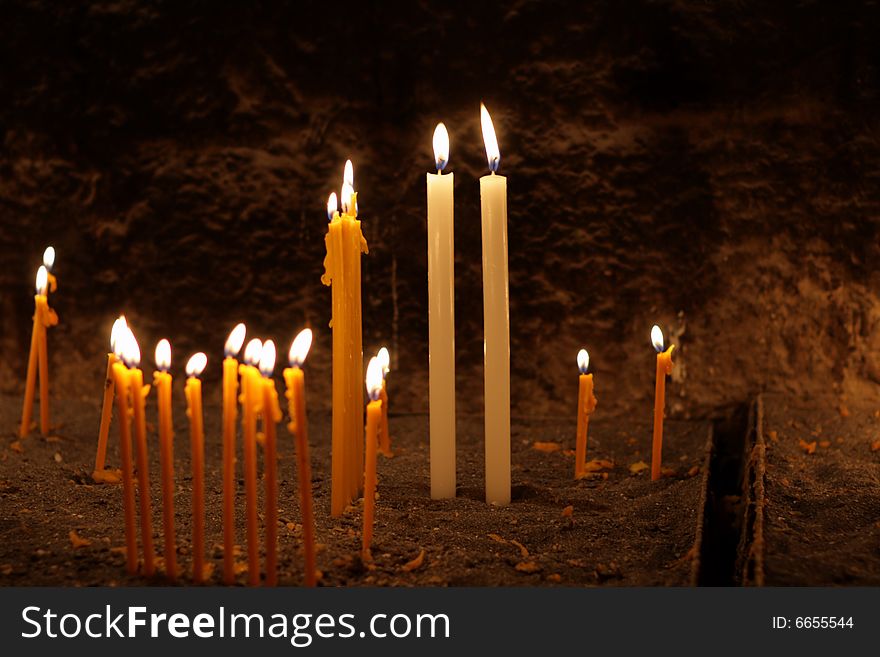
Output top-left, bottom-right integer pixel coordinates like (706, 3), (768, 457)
(93, 316), (127, 483)
(574, 349), (598, 478)
(111, 329), (138, 575)
(284, 328), (317, 587)
(153, 339), (176, 580)
(185, 352), (208, 583)
(651, 325), (676, 482)
(362, 356), (384, 562)
(240, 338), (263, 585)
(258, 340), (282, 587)
(479, 103), (511, 506)
(376, 346), (392, 458)
(321, 160), (370, 516)
(427, 122), (457, 499)
(20, 265), (58, 438)
(222, 322), (246, 584)
(127, 328), (156, 577)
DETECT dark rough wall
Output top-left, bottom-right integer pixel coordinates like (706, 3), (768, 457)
(2, 0), (880, 420)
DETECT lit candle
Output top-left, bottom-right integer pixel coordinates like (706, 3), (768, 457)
(20, 265), (58, 438)
(126, 328), (155, 577)
(93, 316), (127, 483)
(284, 329), (317, 587)
(574, 349), (598, 478)
(362, 356), (383, 562)
(258, 340), (281, 587)
(651, 325), (676, 482)
(185, 352), (207, 582)
(479, 103), (510, 506)
(222, 322), (245, 584)
(240, 338), (263, 585)
(427, 122), (457, 498)
(43, 246), (57, 293)
(321, 160), (370, 516)
(376, 346), (392, 458)
(111, 329), (137, 574)
(153, 339), (176, 580)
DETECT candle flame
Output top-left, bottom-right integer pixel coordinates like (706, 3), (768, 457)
(651, 325), (665, 353)
(288, 328), (313, 368)
(224, 323), (246, 358)
(577, 348), (589, 374)
(341, 182), (354, 214)
(480, 103), (501, 173)
(185, 352), (207, 378)
(259, 339), (276, 377)
(120, 327), (141, 369)
(110, 315), (127, 353)
(343, 159), (354, 187)
(42, 246), (56, 272)
(433, 122), (449, 172)
(155, 339), (171, 372)
(35, 266), (48, 295)
(243, 338), (263, 366)
(366, 356), (383, 402)
(377, 346), (390, 377)
(327, 192), (338, 221)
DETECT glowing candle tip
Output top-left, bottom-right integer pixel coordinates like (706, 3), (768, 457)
(155, 339), (171, 372)
(35, 266), (48, 295)
(42, 246), (56, 272)
(327, 192), (338, 221)
(480, 103), (501, 173)
(224, 323), (246, 358)
(186, 352), (207, 378)
(366, 357), (383, 402)
(288, 328), (313, 368)
(243, 338), (263, 366)
(433, 122), (450, 172)
(651, 325), (665, 353)
(377, 346), (390, 377)
(259, 339), (276, 378)
(577, 348), (589, 374)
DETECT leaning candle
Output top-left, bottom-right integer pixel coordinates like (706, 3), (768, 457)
(258, 340), (282, 587)
(111, 332), (138, 574)
(376, 346), (392, 458)
(153, 339), (176, 580)
(185, 352), (207, 583)
(574, 349), (598, 478)
(284, 328), (317, 587)
(126, 328), (155, 576)
(427, 122), (457, 498)
(479, 103), (511, 506)
(651, 325), (676, 482)
(321, 160), (370, 516)
(20, 265), (58, 438)
(362, 356), (384, 562)
(222, 322), (246, 584)
(240, 338), (263, 585)
(93, 316), (127, 482)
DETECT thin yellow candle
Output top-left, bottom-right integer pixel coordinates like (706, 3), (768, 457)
(651, 325), (676, 482)
(93, 316), (127, 483)
(20, 266), (58, 438)
(185, 352), (207, 583)
(126, 329), (155, 577)
(479, 104), (511, 506)
(111, 333), (137, 575)
(362, 356), (383, 562)
(258, 341), (281, 587)
(321, 161), (370, 516)
(153, 339), (176, 580)
(376, 346), (392, 457)
(427, 122), (457, 499)
(284, 329), (317, 587)
(222, 322), (245, 585)
(240, 338), (263, 585)
(574, 349), (598, 478)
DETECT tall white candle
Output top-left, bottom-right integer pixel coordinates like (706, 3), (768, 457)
(426, 122), (457, 499)
(479, 103), (510, 506)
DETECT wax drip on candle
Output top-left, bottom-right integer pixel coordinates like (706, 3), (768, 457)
(42, 247), (56, 273)
(651, 325), (665, 353)
(225, 323), (246, 358)
(577, 348), (589, 375)
(366, 356), (383, 402)
(155, 339), (171, 373)
(243, 338), (263, 366)
(327, 192), (338, 222)
(289, 328), (313, 368)
(480, 103), (501, 173)
(433, 122), (450, 173)
(186, 352), (207, 378)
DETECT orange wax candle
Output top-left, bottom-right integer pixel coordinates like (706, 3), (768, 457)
(362, 357), (383, 562)
(321, 164), (370, 516)
(153, 339), (176, 581)
(376, 347), (392, 457)
(20, 266), (58, 438)
(258, 341), (281, 587)
(185, 353), (207, 583)
(222, 323), (245, 584)
(284, 329), (317, 587)
(94, 317), (128, 482)
(651, 325), (676, 482)
(240, 338), (263, 585)
(127, 334), (155, 577)
(111, 356), (137, 574)
(574, 349), (598, 479)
